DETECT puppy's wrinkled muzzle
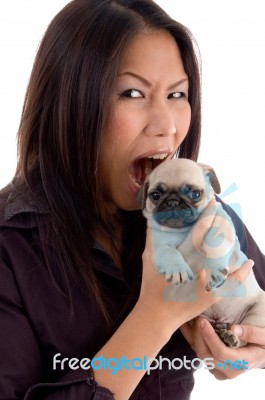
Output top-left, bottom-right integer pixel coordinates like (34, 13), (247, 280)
(153, 207), (198, 228)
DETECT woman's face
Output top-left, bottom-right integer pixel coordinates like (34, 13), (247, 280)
(101, 30), (191, 211)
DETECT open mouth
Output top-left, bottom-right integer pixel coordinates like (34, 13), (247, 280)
(128, 152), (170, 190)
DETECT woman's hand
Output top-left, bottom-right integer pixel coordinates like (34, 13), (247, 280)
(138, 196), (254, 338)
(138, 226), (222, 335)
(181, 318), (265, 379)
(138, 225), (254, 338)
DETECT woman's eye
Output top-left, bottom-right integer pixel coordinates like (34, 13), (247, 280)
(168, 92), (185, 99)
(121, 89), (143, 98)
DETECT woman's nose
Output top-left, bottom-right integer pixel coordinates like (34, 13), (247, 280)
(143, 100), (177, 137)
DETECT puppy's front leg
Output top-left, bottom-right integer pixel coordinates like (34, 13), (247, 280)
(155, 245), (194, 285)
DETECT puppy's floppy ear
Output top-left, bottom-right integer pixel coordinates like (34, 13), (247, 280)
(198, 163), (221, 194)
(137, 180), (149, 210)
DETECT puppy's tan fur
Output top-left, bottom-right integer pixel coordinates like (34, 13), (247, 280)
(139, 158), (265, 348)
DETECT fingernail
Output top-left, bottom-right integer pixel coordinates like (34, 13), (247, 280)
(233, 326), (243, 336)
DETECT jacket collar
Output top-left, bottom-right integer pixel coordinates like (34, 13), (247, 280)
(0, 177), (49, 229)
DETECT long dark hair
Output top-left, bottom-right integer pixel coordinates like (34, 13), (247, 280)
(16, 0), (202, 323)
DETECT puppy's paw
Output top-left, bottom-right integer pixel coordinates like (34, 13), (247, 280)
(205, 267), (228, 291)
(218, 328), (240, 348)
(166, 271), (193, 285)
(157, 247), (194, 285)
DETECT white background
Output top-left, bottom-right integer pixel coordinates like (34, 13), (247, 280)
(0, 1), (264, 398)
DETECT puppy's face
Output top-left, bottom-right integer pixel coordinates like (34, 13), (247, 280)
(138, 158), (221, 228)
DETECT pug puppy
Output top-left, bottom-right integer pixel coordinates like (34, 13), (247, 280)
(138, 158), (265, 348)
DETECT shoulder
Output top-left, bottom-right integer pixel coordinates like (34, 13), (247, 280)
(0, 177), (51, 270)
(0, 176), (49, 230)
(0, 182), (12, 222)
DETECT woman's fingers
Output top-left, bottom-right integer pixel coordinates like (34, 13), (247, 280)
(228, 259), (254, 283)
(212, 259), (254, 298)
(230, 325), (265, 346)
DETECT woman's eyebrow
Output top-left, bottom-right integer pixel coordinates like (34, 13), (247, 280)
(118, 71), (188, 89)
(118, 72), (152, 87)
(167, 78), (189, 90)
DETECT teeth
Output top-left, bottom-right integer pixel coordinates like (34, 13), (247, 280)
(144, 159), (152, 176)
(130, 153), (169, 189)
(147, 153), (168, 160)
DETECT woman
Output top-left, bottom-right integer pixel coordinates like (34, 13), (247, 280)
(0, 0), (264, 399)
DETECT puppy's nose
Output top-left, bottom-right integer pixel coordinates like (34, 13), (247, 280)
(166, 199), (180, 208)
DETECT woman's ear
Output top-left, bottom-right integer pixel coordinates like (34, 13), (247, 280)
(198, 163), (221, 194)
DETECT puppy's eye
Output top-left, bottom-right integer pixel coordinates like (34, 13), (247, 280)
(149, 191), (161, 201)
(188, 190), (201, 200)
